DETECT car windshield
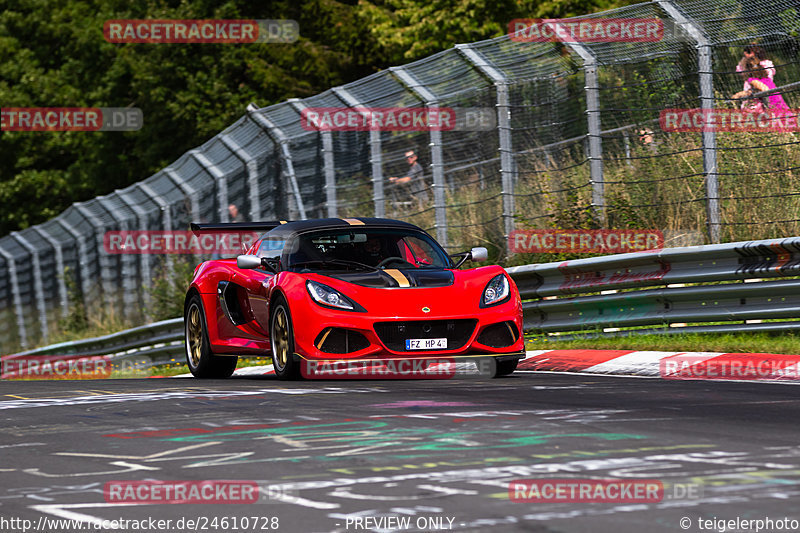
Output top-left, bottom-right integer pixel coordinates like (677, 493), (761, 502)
(284, 229), (452, 271)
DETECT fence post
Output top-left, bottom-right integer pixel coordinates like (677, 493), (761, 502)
(246, 103), (308, 220)
(456, 44), (516, 253)
(191, 150), (229, 222)
(10, 232), (49, 344)
(220, 132), (262, 221)
(116, 189), (153, 314)
(289, 98), (338, 218)
(332, 87), (385, 217)
(138, 182), (174, 279)
(657, 0), (719, 243)
(0, 243), (29, 348)
(74, 203), (115, 316)
(389, 66), (449, 248)
(557, 34), (605, 226)
(163, 168), (201, 227)
(96, 195), (138, 323)
(32, 227), (69, 319)
(56, 218), (93, 315)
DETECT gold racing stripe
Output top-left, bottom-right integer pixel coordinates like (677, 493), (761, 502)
(384, 269), (410, 287)
(316, 328), (333, 350)
(342, 218), (365, 225)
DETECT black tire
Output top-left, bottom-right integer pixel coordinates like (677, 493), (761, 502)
(270, 298), (301, 380)
(185, 294), (238, 378)
(494, 358), (518, 377)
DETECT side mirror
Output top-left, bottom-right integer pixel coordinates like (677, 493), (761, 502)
(452, 246), (489, 268)
(237, 254), (263, 269)
(470, 247), (488, 262)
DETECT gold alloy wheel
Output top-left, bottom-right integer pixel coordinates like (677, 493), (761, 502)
(272, 307), (289, 369)
(187, 304), (203, 368)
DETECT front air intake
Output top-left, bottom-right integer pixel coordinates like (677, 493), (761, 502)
(315, 328), (370, 354)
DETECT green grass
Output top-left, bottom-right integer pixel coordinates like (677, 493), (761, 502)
(526, 332), (800, 355)
(109, 356), (272, 378)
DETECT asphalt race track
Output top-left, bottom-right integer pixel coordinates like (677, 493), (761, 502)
(1, 372), (799, 533)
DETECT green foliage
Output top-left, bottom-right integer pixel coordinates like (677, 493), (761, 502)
(147, 258), (198, 322)
(0, 0), (382, 235)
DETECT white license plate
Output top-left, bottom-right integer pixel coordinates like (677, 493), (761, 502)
(405, 338), (447, 350)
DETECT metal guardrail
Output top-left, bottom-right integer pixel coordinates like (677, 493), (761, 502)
(507, 236), (800, 337)
(7, 318), (185, 369)
(10, 235), (800, 361)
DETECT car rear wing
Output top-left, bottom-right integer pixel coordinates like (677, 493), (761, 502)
(190, 221), (288, 234)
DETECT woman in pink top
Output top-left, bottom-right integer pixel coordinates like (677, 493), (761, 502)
(735, 44), (776, 110)
(733, 57), (788, 112)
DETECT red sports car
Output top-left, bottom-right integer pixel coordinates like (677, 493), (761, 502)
(184, 217), (524, 379)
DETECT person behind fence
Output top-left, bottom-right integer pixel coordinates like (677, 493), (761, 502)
(228, 203), (245, 223)
(732, 56), (788, 113)
(389, 150), (428, 205)
(734, 44), (776, 111)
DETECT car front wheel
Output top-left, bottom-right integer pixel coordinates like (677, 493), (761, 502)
(270, 298), (300, 380)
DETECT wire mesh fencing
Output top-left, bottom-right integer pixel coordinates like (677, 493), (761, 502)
(1, 0), (799, 352)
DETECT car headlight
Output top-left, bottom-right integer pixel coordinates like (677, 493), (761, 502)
(307, 280), (360, 311)
(481, 274), (510, 307)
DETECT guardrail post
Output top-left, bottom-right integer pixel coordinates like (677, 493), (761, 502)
(32, 227), (69, 319)
(657, 0), (719, 243)
(220, 132), (262, 221)
(116, 189), (153, 315)
(456, 44), (516, 252)
(288, 98), (338, 218)
(246, 103), (308, 220)
(96, 196), (138, 322)
(10, 232), (49, 344)
(557, 34), (605, 227)
(389, 66), (449, 248)
(332, 87), (385, 218)
(0, 243), (29, 349)
(191, 150), (230, 222)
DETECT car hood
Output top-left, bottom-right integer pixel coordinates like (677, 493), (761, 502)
(318, 268), (454, 288)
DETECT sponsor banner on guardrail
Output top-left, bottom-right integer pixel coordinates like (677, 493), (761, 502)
(104, 230), (260, 254)
(510, 229), (664, 254)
